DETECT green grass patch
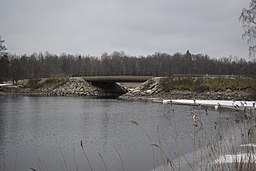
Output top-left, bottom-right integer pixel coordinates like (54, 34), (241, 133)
(25, 77), (68, 90)
(161, 77), (256, 93)
(25, 78), (41, 89)
(205, 78), (255, 91)
(161, 77), (208, 92)
(42, 77), (68, 88)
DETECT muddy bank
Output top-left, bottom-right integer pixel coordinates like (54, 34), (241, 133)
(120, 77), (255, 101)
(1, 77), (127, 97)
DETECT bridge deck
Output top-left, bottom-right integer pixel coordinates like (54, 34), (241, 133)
(83, 76), (153, 82)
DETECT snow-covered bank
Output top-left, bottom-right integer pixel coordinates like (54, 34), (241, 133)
(151, 105), (256, 171)
(161, 99), (256, 111)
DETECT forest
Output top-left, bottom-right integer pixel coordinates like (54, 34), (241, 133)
(0, 50), (256, 84)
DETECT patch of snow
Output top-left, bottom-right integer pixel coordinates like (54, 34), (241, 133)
(162, 99), (171, 104)
(132, 89), (140, 93)
(163, 99), (256, 110)
(214, 153), (256, 164)
(240, 144), (256, 148)
(0, 83), (12, 87)
(145, 90), (152, 94)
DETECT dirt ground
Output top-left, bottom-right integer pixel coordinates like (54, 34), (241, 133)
(119, 82), (142, 89)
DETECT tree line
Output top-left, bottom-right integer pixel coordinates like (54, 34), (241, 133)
(1, 1), (256, 84)
(0, 49), (256, 84)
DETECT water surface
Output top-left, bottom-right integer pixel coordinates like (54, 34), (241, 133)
(0, 95), (244, 171)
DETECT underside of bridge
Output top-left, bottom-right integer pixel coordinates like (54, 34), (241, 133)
(89, 81), (128, 98)
(83, 76), (152, 97)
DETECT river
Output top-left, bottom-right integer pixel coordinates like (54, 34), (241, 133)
(0, 95), (252, 171)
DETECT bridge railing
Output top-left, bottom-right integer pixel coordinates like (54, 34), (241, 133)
(72, 71), (256, 78)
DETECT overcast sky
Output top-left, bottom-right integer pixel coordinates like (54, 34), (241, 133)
(0, 0), (251, 58)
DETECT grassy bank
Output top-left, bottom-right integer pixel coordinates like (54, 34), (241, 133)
(159, 77), (256, 100)
(24, 77), (69, 90)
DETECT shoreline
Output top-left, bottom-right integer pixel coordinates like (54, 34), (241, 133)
(120, 90), (252, 101)
(120, 77), (255, 101)
(1, 76), (255, 101)
(0, 77), (127, 98)
(119, 91), (253, 101)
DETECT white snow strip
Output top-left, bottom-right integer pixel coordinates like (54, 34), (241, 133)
(240, 143), (256, 148)
(0, 83), (12, 87)
(162, 99), (171, 104)
(214, 153), (256, 164)
(162, 99), (256, 110)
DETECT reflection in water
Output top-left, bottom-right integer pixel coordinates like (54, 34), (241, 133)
(0, 98), (6, 157)
(0, 95), (250, 171)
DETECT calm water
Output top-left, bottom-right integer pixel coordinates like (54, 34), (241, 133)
(0, 95), (245, 171)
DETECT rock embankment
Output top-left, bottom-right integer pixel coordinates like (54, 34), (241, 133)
(1, 76), (255, 100)
(121, 77), (254, 101)
(1, 77), (127, 97)
(50, 77), (107, 96)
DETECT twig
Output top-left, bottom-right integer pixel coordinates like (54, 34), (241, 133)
(113, 146), (124, 171)
(81, 140), (93, 171)
(98, 152), (108, 171)
(73, 148), (79, 171)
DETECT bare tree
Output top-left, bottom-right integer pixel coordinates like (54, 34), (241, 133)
(10, 57), (23, 84)
(0, 36), (7, 55)
(0, 36), (8, 82)
(240, 0), (256, 57)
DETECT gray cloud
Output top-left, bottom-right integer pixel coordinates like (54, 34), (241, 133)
(0, 0), (250, 58)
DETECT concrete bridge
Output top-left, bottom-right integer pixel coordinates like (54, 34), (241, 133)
(82, 76), (153, 98)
